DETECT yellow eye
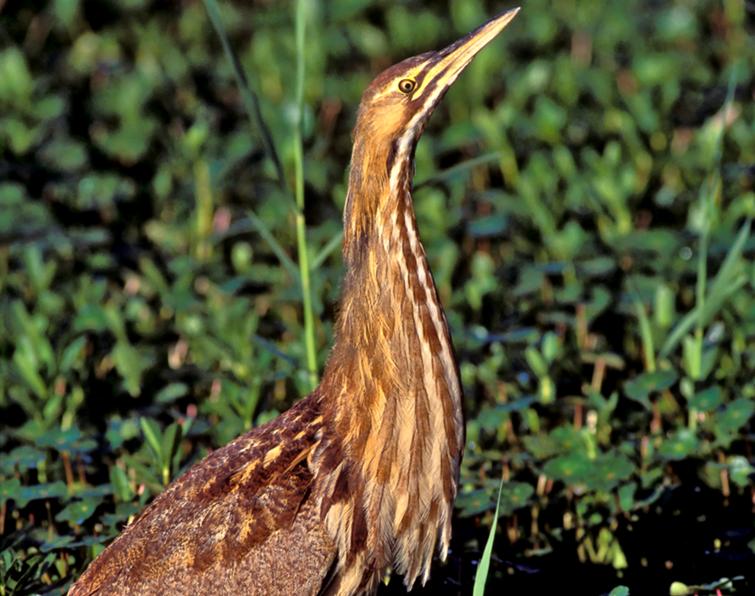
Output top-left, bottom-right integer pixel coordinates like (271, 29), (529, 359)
(398, 78), (416, 94)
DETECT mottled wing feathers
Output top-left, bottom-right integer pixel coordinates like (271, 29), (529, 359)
(70, 395), (327, 595)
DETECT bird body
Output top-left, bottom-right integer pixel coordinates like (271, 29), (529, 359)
(72, 395), (334, 594)
(70, 8), (519, 595)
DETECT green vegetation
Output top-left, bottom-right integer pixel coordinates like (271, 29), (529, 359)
(1, 0), (753, 594)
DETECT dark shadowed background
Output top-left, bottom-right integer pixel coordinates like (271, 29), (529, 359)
(0, 0), (754, 594)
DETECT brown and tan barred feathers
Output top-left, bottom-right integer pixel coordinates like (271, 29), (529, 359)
(69, 8), (519, 596)
(71, 395), (335, 595)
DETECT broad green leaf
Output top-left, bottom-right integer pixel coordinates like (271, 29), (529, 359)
(689, 386), (723, 411)
(624, 369), (678, 410)
(55, 497), (100, 525)
(659, 429), (700, 461)
(16, 482), (68, 507)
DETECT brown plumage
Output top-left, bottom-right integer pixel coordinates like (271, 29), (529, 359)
(70, 9), (519, 596)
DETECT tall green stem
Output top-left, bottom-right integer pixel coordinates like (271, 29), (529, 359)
(294, 0), (318, 390)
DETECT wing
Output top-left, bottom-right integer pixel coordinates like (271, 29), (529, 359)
(70, 395), (332, 595)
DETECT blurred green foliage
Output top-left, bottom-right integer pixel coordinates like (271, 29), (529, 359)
(1, 0), (754, 594)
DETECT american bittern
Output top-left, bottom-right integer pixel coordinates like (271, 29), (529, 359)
(70, 8), (519, 595)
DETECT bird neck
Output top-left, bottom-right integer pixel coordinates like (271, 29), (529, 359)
(326, 134), (463, 449)
(315, 138), (464, 590)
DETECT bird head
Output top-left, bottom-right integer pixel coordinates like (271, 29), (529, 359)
(354, 7), (520, 152)
(343, 8), (520, 258)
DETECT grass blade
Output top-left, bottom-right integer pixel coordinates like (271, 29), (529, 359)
(473, 474), (505, 596)
(312, 232), (343, 270)
(211, 214), (298, 280)
(245, 211), (299, 280)
(658, 64), (745, 359)
(139, 418), (163, 464)
(415, 150), (503, 188)
(293, 0), (318, 389)
(706, 217), (751, 303)
(660, 217), (751, 358)
(631, 292), (656, 372)
(203, 0), (285, 187)
(204, 0), (300, 280)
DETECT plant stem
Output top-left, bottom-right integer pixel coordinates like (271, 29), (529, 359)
(294, 0), (318, 390)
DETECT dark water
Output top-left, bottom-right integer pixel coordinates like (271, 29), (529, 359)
(381, 483), (754, 595)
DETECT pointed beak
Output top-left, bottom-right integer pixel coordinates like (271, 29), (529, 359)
(411, 8), (520, 101)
